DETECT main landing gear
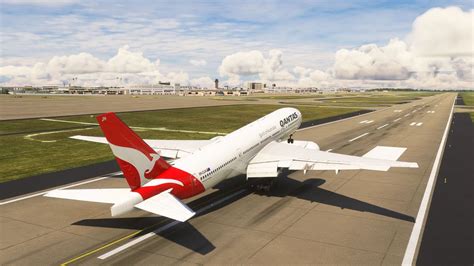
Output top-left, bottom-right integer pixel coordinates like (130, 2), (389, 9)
(248, 178), (278, 193)
(287, 134), (294, 144)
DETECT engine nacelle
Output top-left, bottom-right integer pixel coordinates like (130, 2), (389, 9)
(111, 192), (143, 216)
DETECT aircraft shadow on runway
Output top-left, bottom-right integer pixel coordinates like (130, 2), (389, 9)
(73, 218), (215, 255)
(256, 175), (415, 223)
(73, 173), (413, 255)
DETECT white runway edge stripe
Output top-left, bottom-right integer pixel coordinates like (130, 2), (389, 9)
(98, 189), (248, 260)
(348, 132), (369, 142)
(402, 96), (456, 265)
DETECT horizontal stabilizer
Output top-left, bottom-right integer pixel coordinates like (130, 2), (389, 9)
(135, 189), (195, 222)
(44, 188), (131, 204)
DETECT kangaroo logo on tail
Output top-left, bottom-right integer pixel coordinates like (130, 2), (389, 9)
(109, 143), (163, 186)
(96, 112), (172, 190)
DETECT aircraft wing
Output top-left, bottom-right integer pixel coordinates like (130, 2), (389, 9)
(70, 135), (212, 159)
(247, 141), (418, 178)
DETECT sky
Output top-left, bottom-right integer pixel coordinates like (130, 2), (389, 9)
(0, 0), (473, 89)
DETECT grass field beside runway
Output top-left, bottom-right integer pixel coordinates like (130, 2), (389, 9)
(0, 104), (361, 183)
(459, 92), (474, 122)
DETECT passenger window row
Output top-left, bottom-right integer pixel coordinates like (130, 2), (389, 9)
(200, 157), (237, 181)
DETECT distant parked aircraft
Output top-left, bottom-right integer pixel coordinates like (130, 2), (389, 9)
(46, 108), (417, 222)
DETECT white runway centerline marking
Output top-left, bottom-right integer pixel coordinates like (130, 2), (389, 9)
(416, 122), (423, 126)
(98, 189), (248, 260)
(394, 110), (402, 112)
(404, 114), (410, 117)
(359, 120), (368, 124)
(410, 122), (416, 126)
(394, 118), (402, 122)
(377, 124), (389, 130)
(348, 132), (369, 142)
(402, 96), (456, 265)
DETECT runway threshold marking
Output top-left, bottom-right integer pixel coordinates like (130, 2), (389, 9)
(402, 96), (456, 265)
(61, 188), (247, 264)
(348, 132), (369, 142)
(0, 175), (115, 205)
(377, 124), (389, 130)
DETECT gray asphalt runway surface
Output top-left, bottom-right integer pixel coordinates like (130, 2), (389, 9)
(0, 93), (456, 265)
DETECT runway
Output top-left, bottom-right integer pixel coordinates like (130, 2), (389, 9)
(0, 93), (456, 265)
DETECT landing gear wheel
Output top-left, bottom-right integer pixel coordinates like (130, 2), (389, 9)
(248, 179), (277, 193)
(287, 134), (294, 144)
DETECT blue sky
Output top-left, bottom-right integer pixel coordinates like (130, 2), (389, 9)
(0, 0), (472, 88)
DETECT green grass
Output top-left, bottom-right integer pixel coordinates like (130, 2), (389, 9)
(254, 95), (326, 100)
(0, 104), (362, 182)
(460, 92), (474, 123)
(460, 92), (474, 106)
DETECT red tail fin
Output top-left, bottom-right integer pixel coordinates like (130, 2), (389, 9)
(96, 112), (171, 190)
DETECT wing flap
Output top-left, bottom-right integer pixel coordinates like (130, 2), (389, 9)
(134, 189), (195, 222)
(44, 188), (131, 204)
(247, 162), (279, 178)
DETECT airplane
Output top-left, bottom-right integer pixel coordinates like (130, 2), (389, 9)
(45, 107), (418, 222)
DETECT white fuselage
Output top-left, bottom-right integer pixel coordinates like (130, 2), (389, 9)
(172, 107), (302, 189)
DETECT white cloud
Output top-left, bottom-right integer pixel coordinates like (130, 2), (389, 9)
(1, 0), (78, 6)
(218, 49), (294, 85)
(1, 6), (473, 89)
(190, 76), (214, 88)
(408, 6), (474, 57)
(107, 46), (156, 73)
(47, 53), (106, 74)
(0, 46), (189, 86)
(189, 59), (207, 67)
(333, 38), (413, 80)
(219, 50), (266, 76)
(330, 7), (473, 88)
